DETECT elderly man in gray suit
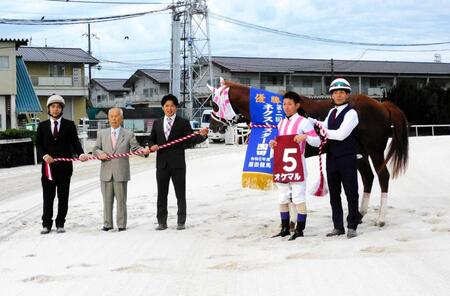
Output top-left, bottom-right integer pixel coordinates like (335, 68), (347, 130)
(93, 108), (150, 232)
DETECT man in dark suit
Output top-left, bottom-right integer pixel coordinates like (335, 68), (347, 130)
(36, 94), (88, 234)
(149, 94), (208, 230)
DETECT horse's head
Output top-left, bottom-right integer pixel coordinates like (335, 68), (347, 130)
(206, 77), (238, 132)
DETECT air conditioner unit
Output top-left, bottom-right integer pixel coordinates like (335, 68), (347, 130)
(297, 87), (315, 96)
(368, 88), (383, 96)
(264, 86), (285, 93)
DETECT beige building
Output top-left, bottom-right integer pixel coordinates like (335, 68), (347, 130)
(18, 47), (99, 123)
(0, 38), (41, 130)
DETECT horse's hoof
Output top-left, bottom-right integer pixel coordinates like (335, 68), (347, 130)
(375, 221), (385, 227)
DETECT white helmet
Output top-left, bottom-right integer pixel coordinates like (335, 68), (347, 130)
(329, 78), (351, 93)
(46, 94), (65, 107)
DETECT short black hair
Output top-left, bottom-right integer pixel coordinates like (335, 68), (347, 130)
(283, 91), (301, 104)
(161, 94), (179, 106)
(283, 91), (306, 116)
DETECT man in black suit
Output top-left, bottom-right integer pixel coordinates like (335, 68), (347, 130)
(149, 94), (208, 230)
(36, 94), (88, 234)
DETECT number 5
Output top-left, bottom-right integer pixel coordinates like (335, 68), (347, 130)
(283, 148), (297, 172)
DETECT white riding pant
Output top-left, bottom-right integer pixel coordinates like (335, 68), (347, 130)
(277, 181), (306, 205)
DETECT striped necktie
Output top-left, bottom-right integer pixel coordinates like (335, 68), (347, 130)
(165, 117), (173, 140)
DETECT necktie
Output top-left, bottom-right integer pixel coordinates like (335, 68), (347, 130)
(330, 108), (337, 122)
(111, 130), (117, 149)
(165, 117), (173, 140)
(53, 121), (59, 138)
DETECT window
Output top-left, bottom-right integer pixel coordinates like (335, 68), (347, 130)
(302, 79), (313, 87)
(49, 64), (65, 77)
(143, 88), (150, 97)
(0, 56), (9, 70)
(369, 78), (381, 88)
(262, 75), (283, 86)
(97, 94), (107, 102)
(238, 78), (251, 85)
(207, 78), (220, 87)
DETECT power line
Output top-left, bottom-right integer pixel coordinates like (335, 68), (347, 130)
(209, 12), (450, 47)
(46, 0), (170, 4)
(0, 5), (175, 25)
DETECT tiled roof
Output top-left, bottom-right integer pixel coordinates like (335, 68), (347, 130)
(211, 56), (450, 75)
(124, 69), (170, 87)
(92, 78), (130, 92)
(18, 46), (99, 64)
(0, 38), (28, 48)
(140, 69), (170, 83)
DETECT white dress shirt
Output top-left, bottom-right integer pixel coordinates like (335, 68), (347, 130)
(319, 104), (359, 141)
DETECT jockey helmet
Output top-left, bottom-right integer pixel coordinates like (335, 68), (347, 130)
(46, 94), (65, 107)
(329, 78), (351, 93)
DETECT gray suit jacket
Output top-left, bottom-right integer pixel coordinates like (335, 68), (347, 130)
(93, 128), (143, 182)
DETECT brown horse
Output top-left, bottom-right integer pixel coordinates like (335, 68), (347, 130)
(208, 80), (409, 227)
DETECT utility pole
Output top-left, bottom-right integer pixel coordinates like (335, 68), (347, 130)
(331, 58), (334, 80)
(170, 0), (213, 120)
(170, 4), (182, 100)
(87, 23), (92, 104)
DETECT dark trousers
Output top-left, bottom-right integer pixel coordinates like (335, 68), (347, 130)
(41, 175), (71, 229)
(156, 167), (187, 225)
(326, 155), (362, 230)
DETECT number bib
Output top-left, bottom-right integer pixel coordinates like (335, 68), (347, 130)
(273, 135), (305, 183)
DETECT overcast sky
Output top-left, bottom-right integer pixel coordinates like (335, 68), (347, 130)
(1, 0), (450, 79)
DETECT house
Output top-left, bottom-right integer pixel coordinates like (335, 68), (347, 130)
(123, 69), (170, 107)
(90, 78), (131, 108)
(0, 38), (41, 131)
(195, 56), (450, 98)
(18, 46), (99, 123)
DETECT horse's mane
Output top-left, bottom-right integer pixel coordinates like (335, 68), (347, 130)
(224, 80), (250, 91)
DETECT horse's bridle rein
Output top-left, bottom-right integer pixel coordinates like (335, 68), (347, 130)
(210, 112), (239, 127)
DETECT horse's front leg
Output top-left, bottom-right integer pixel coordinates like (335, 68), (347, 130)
(357, 156), (374, 216)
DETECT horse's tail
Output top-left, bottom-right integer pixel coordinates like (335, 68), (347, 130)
(382, 101), (409, 178)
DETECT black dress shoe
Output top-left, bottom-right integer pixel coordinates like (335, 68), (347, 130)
(40, 227), (51, 235)
(176, 224), (185, 230)
(155, 224), (168, 231)
(102, 226), (113, 231)
(118, 228), (126, 232)
(326, 228), (345, 237)
(288, 230), (304, 241)
(272, 227), (290, 238)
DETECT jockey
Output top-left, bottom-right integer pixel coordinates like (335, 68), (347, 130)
(269, 91), (320, 241)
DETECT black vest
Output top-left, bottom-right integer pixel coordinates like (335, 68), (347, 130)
(327, 104), (357, 158)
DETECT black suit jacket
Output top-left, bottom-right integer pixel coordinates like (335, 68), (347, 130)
(148, 115), (206, 169)
(36, 118), (85, 178)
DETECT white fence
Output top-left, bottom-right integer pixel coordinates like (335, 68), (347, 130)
(409, 124), (450, 137)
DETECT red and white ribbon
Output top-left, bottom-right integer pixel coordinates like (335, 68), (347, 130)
(249, 123), (277, 129)
(311, 122), (329, 197)
(45, 131), (202, 180)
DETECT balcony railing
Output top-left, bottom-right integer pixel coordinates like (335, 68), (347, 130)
(125, 94), (160, 103)
(30, 75), (79, 87)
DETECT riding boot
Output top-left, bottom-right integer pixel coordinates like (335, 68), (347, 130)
(288, 220), (305, 241)
(272, 219), (290, 238)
